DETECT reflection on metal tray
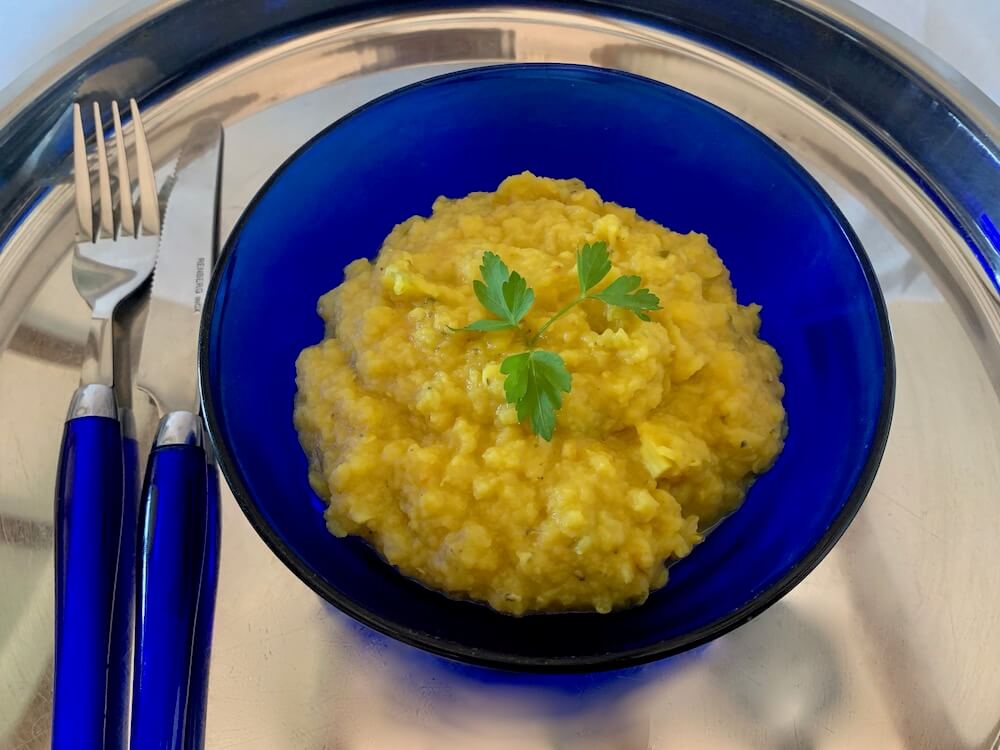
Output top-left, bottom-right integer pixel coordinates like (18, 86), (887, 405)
(0, 1), (998, 748)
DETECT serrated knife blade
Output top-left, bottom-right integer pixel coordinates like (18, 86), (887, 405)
(137, 121), (223, 415)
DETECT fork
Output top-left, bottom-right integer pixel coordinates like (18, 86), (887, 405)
(53, 100), (161, 750)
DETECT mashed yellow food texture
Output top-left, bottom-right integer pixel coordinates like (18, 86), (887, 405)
(294, 173), (785, 615)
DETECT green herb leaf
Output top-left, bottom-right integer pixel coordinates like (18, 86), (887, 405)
(593, 275), (662, 321)
(455, 319), (517, 332)
(472, 252), (512, 320)
(470, 251), (534, 326)
(576, 241), (612, 294)
(500, 350), (572, 441)
(480, 250), (510, 297)
(502, 271), (535, 324)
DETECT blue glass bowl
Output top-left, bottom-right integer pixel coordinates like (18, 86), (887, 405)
(200, 64), (893, 671)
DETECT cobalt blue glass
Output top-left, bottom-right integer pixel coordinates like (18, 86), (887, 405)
(201, 64), (894, 671)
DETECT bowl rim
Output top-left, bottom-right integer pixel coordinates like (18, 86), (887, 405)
(198, 62), (896, 672)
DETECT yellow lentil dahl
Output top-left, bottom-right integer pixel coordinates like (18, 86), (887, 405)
(294, 173), (785, 614)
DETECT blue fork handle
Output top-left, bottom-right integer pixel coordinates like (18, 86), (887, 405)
(184, 457), (221, 750)
(130, 412), (208, 750)
(53, 384), (125, 750)
(106, 432), (140, 749)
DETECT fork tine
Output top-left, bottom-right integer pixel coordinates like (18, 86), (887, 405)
(72, 103), (94, 242)
(111, 102), (135, 238)
(130, 99), (160, 236)
(92, 103), (115, 239)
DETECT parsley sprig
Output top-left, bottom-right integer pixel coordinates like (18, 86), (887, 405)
(456, 252), (534, 332)
(526, 242), (661, 344)
(456, 241), (662, 440)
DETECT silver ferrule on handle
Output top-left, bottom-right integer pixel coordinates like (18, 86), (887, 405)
(66, 383), (118, 421)
(153, 411), (203, 448)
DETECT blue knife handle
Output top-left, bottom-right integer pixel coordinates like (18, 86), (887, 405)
(130, 412), (208, 750)
(184, 457), (221, 750)
(53, 384), (125, 750)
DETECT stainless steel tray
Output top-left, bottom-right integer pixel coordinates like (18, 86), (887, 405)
(2, 2), (999, 748)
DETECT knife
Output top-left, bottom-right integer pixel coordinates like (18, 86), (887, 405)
(129, 121), (223, 750)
